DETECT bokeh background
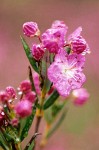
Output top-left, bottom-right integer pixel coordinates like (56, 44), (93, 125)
(0, 0), (99, 149)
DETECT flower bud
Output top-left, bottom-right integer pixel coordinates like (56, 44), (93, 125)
(71, 36), (87, 54)
(15, 100), (32, 118)
(0, 91), (9, 103)
(25, 91), (36, 103)
(72, 88), (89, 106)
(31, 44), (45, 61)
(11, 118), (19, 126)
(6, 86), (16, 99)
(23, 22), (40, 37)
(20, 80), (31, 93)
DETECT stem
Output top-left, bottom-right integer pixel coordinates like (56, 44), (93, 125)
(40, 123), (51, 148)
(15, 143), (22, 150)
(25, 91), (46, 150)
(38, 36), (42, 43)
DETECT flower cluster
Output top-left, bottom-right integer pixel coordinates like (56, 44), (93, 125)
(23, 20), (90, 98)
(0, 80), (37, 127)
(0, 20), (90, 150)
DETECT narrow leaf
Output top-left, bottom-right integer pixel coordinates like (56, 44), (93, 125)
(0, 132), (10, 150)
(21, 36), (39, 73)
(5, 126), (20, 143)
(44, 101), (67, 124)
(24, 133), (41, 150)
(27, 140), (35, 150)
(20, 106), (36, 141)
(43, 90), (59, 110)
(46, 109), (68, 139)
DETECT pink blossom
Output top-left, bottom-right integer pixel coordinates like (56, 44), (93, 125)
(25, 91), (36, 103)
(15, 100), (32, 118)
(33, 72), (41, 95)
(72, 88), (89, 105)
(31, 44), (45, 60)
(48, 50), (86, 97)
(0, 91), (9, 102)
(6, 86), (16, 99)
(23, 22), (40, 37)
(68, 27), (90, 54)
(20, 80), (31, 93)
(42, 22), (67, 53)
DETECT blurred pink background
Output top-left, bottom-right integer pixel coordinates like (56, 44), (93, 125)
(0, 0), (99, 149)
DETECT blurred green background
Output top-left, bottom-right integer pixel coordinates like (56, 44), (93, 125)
(0, 0), (99, 149)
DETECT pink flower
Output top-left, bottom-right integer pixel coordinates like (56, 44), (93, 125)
(15, 100), (32, 118)
(20, 80), (31, 93)
(68, 27), (90, 54)
(25, 91), (36, 103)
(72, 88), (89, 105)
(31, 44), (45, 60)
(33, 72), (41, 95)
(0, 91), (9, 103)
(48, 50), (86, 97)
(23, 22), (40, 37)
(42, 21), (67, 53)
(6, 86), (16, 99)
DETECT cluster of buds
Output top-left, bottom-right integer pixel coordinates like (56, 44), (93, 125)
(0, 80), (37, 127)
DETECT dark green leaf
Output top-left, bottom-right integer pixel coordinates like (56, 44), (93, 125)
(21, 36), (39, 73)
(43, 90), (59, 110)
(0, 131), (10, 150)
(5, 126), (20, 143)
(20, 106), (36, 141)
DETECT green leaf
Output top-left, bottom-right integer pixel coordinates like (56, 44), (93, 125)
(5, 126), (20, 143)
(46, 109), (68, 139)
(27, 140), (35, 150)
(0, 131), (10, 150)
(43, 90), (59, 110)
(24, 133), (40, 150)
(44, 101), (67, 124)
(21, 36), (39, 73)
(20, 106), (36, 141)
